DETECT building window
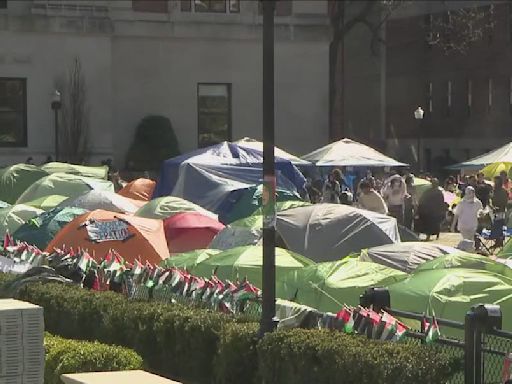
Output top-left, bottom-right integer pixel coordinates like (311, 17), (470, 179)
(467, 78), (472, 116)
(0, 78), (27, 147)
(0, 0), (6, 9)
(258, 0), (292, 16)
(181, 0), (239, 13)
(132, 0), (168, 13)
(197, 83), (231, 148)
(426, 81), (433, 113)
(447, 80), (452, 116)
(488, 77), (493, 112)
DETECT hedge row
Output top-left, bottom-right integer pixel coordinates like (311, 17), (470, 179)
(45, 333), (143, 384)
(2, 276), (461, 384)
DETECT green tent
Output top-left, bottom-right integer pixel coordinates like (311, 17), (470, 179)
(222, 185), (307, 224)
(388, 267), (512, 333)
(41, 162), (108, 180)
(413, 177), (432, 200)
(13, 206), (88, 249)
(0, 204), (43, 237)
(0, 164), (49, 204)
(276, 258), (407, 313)
(16, 173), (113, 210)
(498, 238), (512, 258)
(135, 196), (216, 220)
(191, 245), (315, 289)
(159, 249), (222, 269)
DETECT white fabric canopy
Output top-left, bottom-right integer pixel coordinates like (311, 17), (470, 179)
(301, 138), (407, 167)
(448, 142), (512, 169)
(235, 137), (312, 166)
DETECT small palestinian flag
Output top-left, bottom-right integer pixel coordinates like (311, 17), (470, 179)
(425, 316), (441, 344)
(391, 321), (408, 342)
(336, 306), (354, 334)
(132, 259), (144, 277)
(77, 252), (94, 272)
(379, 312), (398, 341)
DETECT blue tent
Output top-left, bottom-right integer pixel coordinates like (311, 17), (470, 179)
(153, 142), (306, 199)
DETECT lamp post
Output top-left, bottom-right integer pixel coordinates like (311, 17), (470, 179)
(260, 0), (276, 337)
(51, 90), (62, 161)
(413, 106), (424, 171)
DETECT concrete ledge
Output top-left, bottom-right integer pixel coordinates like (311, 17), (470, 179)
(61, 370), (181, 384)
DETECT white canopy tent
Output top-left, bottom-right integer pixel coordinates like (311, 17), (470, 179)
(301, 138), (407, 167)
(447, 142), (512, 170)
(234, 137), (312, 166)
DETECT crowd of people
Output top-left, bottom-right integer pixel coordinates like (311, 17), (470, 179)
(305, 168), (512, 250)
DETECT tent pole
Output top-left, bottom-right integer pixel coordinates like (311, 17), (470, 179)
(260, 0), (277, 337)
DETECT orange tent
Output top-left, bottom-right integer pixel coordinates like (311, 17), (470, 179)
(118, 178), (156, 201)
(45, 209), (169, 265)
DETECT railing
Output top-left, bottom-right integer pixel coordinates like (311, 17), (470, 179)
(361, 287), (512, 384)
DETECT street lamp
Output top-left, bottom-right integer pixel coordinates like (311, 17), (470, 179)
(414, 106), (424, 171)
(51, 90), (62, 162)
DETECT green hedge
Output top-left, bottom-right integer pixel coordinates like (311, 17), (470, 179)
(45, 333), (143, 384)
(3, 277), (460, 384)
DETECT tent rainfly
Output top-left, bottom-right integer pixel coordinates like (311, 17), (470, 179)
(301, 138), (407, 167)
(235, 137), (312, 166)
(447, 142), (512, 170)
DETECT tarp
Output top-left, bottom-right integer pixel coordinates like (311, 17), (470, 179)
(218, 184), (303, 225)
(481, 162), (512, 179)
(16, 173), (114, 210)
(135, 196), (217, 220)
(359, 242), (460, 273)
(159, 248), (222, 269)
(447, 142), (512, 170)
(118, 178), (156, 201)
(45, 209), (169, 265)
(58, 190), (141, 214)
(41, 162), (108, 179)
(170, 163), (301, 212)
(276, 258), (407, 313)
(163, 212), (225, 254)
(234, 137), (312, 166)
(0, 204), (43, 237)
(191, 245), (315, 289)
(153, 141), (306, 198)
(13, 206), (87, 249)
(0, 164), (49, 204)
(275, 204), (400, 262)
(301, 138), (407, 167)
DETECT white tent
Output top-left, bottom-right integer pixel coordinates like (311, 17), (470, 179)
(447, 142), (512, 170)
(301, 138), (407, 167)
(234, 137), (311, 166)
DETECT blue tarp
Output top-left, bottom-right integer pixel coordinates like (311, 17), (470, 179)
(170, 163), (301, 212)
(153, 142), (306, 198)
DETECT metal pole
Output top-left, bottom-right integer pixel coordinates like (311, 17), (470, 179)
(54, 108), (59, 161)
(417, 135), (420, 172)
(259, 0), (276, 337)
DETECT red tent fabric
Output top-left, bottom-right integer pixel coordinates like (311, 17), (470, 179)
(164, 212), (225, 254)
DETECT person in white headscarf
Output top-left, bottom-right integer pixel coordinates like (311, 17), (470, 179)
(382, 174), (406, 225)
(451, 186), (483, 242)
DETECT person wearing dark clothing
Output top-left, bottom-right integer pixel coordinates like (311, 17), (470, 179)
(404, 175), (416, 230)
(416, 178), (446, 241)
(475, 172), (492, 208)
(490, 176), (508, 248)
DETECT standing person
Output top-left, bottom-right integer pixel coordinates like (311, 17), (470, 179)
(500, 170), (512, 200)
(416, 178), (445, 241)
(322, 172), (340, 204)
(404, 175), (417, 230)
(451, 186), (483, 242)
(475, 172), (492, 208)
(444, 176), (457, 193)
(357, 180), (388, 214)
(490, 175), (508, 249)
(382, 175), (406, 225)
(332, 168), (351, 193)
